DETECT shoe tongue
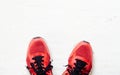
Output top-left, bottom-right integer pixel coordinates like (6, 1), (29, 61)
(75, 56), (88, 64)
(75, 59), (87, 69)
(68, 56), (87, 69)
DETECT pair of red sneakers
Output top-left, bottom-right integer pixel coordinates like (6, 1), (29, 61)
(26, 37), (93, 75)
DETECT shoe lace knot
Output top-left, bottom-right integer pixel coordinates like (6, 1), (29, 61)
(27, 56), (53, 75)
(66, 59), (88, 75)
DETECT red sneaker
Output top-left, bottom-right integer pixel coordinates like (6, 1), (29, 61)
(26, 37), (53, 75)
(62, 41), (93, 75)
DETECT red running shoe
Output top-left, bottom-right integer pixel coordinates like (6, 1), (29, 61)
(62, 41), (93, 75)
(26, 37), (53, 75)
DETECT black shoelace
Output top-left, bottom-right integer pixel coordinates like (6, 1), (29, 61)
(26, 56), (53, 75)
(66, 59), (87, 75)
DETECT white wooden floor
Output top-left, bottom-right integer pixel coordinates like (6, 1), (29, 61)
(0, 0), (120, 75)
